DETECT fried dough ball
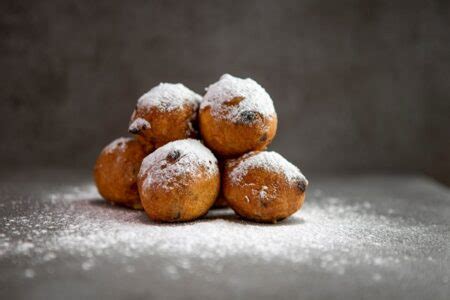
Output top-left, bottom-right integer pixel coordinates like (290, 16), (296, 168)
(129, 83), (202, 148)
(223, 151), (308, 223)
(94, 137), (148, 209)
(199, 74), (277, 157)
(138, 139), (220, 222)
(135, 135), (155, 153)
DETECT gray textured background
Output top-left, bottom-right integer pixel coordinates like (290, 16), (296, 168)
(0, 0), (449, 184)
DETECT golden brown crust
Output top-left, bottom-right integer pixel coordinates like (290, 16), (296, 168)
(199, 106), (277, 157)
(223, 152), (307, 223)
(137, 139), (220, 222)
(135, 135), (155, 153)
(129, 103), (198, 149)
(139, 169), (220, 222)
(93, 137), (147, 209)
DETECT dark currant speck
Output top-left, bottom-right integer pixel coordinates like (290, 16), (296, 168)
(167, 150), (181, 162)
(297, 180), (307, 192)
(239, 111), (258, 124)
(129, 127), (139, 134)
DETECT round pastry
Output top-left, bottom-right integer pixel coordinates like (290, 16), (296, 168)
(129, 83), (202, 148)
(199, 74), (277, 157)
(94, 137), (147, 209)
(138, 139), (220, 222)
(135, 135), (154, 153)
(223, 151), (308, 223)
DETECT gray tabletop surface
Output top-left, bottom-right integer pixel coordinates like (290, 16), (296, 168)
(0, 169), (449, 300)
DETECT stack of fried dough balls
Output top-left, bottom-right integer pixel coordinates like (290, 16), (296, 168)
(94, 74), (308, 223)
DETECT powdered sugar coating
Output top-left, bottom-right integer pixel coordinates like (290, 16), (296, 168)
(129, 118), (151, 132)
(200, 74), (276, 122)
(137, 83), (201, 112)
(103, 137), (133, 154)
(139, 139), (218, 191)
(229, 151), (307, 186)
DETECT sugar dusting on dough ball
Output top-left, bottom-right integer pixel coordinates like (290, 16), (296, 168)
(201, 74), (275, 122)
(129, 83), (202, 148)
(137, 83), (201, 112)
(229, 151), (308, 187)
(199, 74), (277, 157)
(223, 151), (308, 223)
(138, 139), (220, 222)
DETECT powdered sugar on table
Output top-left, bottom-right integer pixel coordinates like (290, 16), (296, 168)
(1, 172), (449, 300)
(1, 176), (447, 285)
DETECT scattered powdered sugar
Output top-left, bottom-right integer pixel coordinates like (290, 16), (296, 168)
(137, 83), (201, 112)
(103, 137), (132, 154)
(229, 151), (307, 186)
(201, 74), (276, 123)
(139, 139), (218, 191)
(1, 182), (446, 282)
(48, 184), (99, 203)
